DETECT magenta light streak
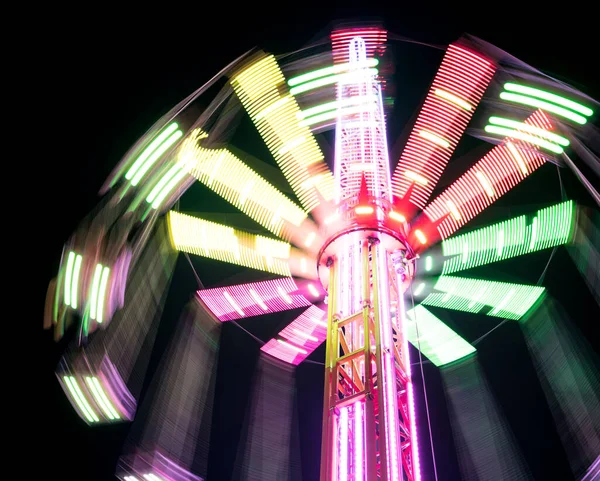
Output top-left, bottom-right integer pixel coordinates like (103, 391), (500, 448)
(354, 401), (364, 481)
(398, 288), (422, 481)
(261, 305), (327, 364)
(197, 278), (312, 321)
(377, 246), (401, 481)
(338, 406), (349, 481)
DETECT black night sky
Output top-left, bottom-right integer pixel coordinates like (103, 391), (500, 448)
(39, 6), (599, 481)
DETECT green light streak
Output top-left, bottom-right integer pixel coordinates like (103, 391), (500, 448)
(405, 305), (476, 367)
(484, 125), (564, 153)
(441, 201), (575, 274)
(130, 129), (183, 186)
(422, 276), (545, 320)
(287, 58), (379, 87)
(488, 116), (570, 146)
(499, 92), (587, 125)
(125, 123), (179, 181)
(504, 83), (593, 117)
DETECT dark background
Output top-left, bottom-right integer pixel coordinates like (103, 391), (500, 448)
(38, 5), (599, 481)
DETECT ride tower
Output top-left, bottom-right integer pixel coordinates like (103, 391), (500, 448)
(317, 30), (420, 481)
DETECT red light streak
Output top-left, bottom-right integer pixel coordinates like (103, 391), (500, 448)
(391, 43), (496, 220)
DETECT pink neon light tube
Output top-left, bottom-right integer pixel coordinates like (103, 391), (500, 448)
(261, 305), (327, 365)
(197, 277), (312, 321)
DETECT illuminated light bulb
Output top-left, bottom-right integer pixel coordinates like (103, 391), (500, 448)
(500, 91), (587, 124)
(304, 232), (316, 247)
(355, 205), (374, 215)
(389, 210), (406, 222)
(415, 229), (427, 244)
(307, 283), (320, 297)
(404, 170), (429, 186)
(276, 338), (307, 354)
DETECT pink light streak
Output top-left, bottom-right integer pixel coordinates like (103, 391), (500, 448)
(261, 305), (327, 365)
(197, 278), (312, 321)
(397, 289), (421, 481)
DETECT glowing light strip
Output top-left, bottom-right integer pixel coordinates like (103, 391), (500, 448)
(198, 278), (311, 321)
(289, 68), (379, 96)
(64, 251), (83, 309)
(401, 300), (422, 481)
(405, 305), (475, 367)
(89, 264), (110, 323)
(475, 171), (495, 197)
(391, 43), (495, 209)
(338, 406), (349, 481)
(130, 129), (183, 186)
(223, 291), (244, 316)
(404, 170), (428, 186)
(287, 59), (379, 87)
(499, 92), (587, 124)
(85, 377), (119, 420)
(261, 304), (327, 364)
(419, 130), (450, 148)
(331, 26), (388, 64)
(422, 276), (545, 320)
(420, 110), (552, 241)
(64, 251), (74, 307)
(484, 125), (564, 154)
(125, 123), (179, 181)
(299, 102), (377, 127)
(507, 142), (528, 175)
(168, 211), (292, 276)
(354, 401), (364, 480)
(297, 95), (377, 119)
(175, 129), (307, 240)
(441, 201), (575, 274)
(488, 116), (570, 146)
(334, 37), (392, 204)
(504, 83), (594, 116)
(232, 54), (335, 211)
(434, 88), (472, 110)
(249, 288), (268, 310)
(63, 376), (99, 423)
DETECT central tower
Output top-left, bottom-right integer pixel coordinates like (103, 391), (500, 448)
(317, 27), (420, 481)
